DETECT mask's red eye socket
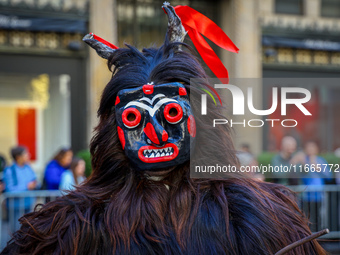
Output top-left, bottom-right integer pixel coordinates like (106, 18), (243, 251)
(122, 108), (141, 128)
(164, 103), (183, 124)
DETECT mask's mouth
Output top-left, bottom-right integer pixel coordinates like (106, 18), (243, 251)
(138, 143), (179, 163)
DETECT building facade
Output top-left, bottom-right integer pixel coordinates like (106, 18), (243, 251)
(260, 0), (340, 152)
(113, 0), (340, 154)
(0, 0), (89, 176)
(221, 0), (340, 154)
(1, 0), (339, 177)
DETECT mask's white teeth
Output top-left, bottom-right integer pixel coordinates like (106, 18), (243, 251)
(143, 147), (173, 158)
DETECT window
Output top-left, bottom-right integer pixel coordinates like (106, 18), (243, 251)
(275, 0), (303, 15)
(321, 0), (340, 17)
(117, 0), (219, 48)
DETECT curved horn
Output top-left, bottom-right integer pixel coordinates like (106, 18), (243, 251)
(162, 2), (187, 43)
(83, 33), (116, 60)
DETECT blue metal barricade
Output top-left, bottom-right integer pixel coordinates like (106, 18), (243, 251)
(288, 185), (340, 239)
(0, 186), (338, 250)
(0, 190), (62, 249)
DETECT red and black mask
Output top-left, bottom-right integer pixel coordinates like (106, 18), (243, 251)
(115, 82), (196, 170)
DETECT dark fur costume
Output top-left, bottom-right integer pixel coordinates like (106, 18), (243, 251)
(1, 4), (326, 253)
(1, 41), (326, 255)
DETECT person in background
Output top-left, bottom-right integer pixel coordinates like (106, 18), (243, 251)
(3, 146), (37, 232)
(336, 169), (340, 185)
(303, 141), (332, 185)
(4, 146), (37, 193)
(240, 143), (251, 154)
(0, 154), (7, 192)
(301, 141), (332, 232)
(334, 147), (340, 185)
(44, 148), (73, 190)
(59, 157), (86, 192)
(237, 143), (264, 181)
(271, 136), (303, 185)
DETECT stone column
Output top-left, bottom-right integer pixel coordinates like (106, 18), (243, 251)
(220, 0), (263, 155)
(87, 0), (118, 143)
(259, 0), (274, 14)
(304, 0), (320, 17)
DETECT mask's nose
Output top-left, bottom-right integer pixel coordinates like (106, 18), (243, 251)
(143, 118), (168, 146)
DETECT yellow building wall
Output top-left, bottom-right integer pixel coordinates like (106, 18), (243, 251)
(0, 106), (17, 163)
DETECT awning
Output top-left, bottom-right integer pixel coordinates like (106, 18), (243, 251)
(0, 14), (87, 33)
(262, 35), (340, 51)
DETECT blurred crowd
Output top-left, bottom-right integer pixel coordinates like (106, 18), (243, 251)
(237, 137), (340, 185)
(0, 146), (86, 232)
(0, 146), (86, 194)
(2, 139), (339, 194)
(237, 137), (340, 232)
(0, 140), (339, 234)
(270, 137), (339, 186)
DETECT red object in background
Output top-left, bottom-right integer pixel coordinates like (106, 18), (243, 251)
(17, 108), (36, 160)
(268, 89), (319, 150)
(289, 89), (319, 131)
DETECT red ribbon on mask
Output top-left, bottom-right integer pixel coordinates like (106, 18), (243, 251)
(174, 5), (239, 80)
(90, 32), (119, 50)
